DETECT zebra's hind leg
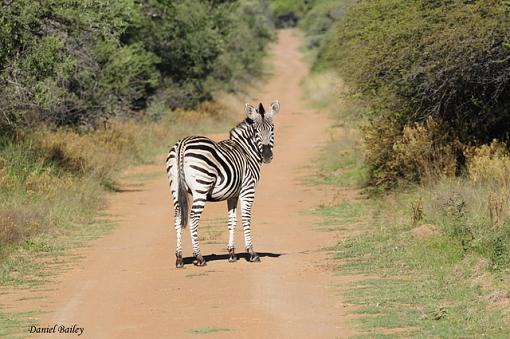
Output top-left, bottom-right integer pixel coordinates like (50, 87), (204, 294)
(189, 194), (207, 267)
(227, 197), (238, 262)
(240, 191), (260, 263)
(174, 206), (184, 268)
(169, 176), (185, 268)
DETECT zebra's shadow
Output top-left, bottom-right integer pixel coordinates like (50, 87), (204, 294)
(182, 252), (283, 265)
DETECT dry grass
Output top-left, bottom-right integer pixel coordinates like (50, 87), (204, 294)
(467, 140), (510, 189)
(0, 208), (46, 247)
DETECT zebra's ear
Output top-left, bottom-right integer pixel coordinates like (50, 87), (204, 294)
(245, 103), (258, 119)
(267, 100), (280, 117)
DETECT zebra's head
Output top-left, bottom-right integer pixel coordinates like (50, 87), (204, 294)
(245, 101), (280, 164)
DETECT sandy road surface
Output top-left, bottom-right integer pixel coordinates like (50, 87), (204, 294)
(8, 30), (355, 338)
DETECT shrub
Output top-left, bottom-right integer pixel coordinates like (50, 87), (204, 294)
(299, 0), (352, 47)
(332, 0), (510, 140)
(327, 0), (510, 186)
(269, 0), (309, 27)
(363, 116), (461, 186)
(466, 140), (510, 190)
(0, 0), (159, 132)
(126, 0), (274, 109)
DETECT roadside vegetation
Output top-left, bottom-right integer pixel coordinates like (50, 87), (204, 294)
(300, 0), (510, 336)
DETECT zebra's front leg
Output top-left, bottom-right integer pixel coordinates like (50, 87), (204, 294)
(240, 192), (260, 263)
(190, 195), (207, 266)
(227, 197), (239, 262)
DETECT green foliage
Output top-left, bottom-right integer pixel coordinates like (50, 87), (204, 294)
(269, 0), (310, 27)
(0, 0), (274, 132)
(0, 0), (158, 132)
(125, 0), (274, 109)
(327, 0), (510, 186)
(298, 0), (354, 70)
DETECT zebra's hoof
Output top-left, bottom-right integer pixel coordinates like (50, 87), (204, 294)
(193, 256), (207, 267)
(176, 254), (184, 268)
(250, 255), (261, 263)
(228, 248), (237, 262)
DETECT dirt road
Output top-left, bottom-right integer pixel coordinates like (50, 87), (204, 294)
(10, 30), (355, 338)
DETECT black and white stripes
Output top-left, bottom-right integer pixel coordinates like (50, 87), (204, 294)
(166, 101), (280, 267)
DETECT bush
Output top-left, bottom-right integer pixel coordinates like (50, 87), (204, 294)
(364, 116), (461, 186)
(299, 0), (352, 47)
(0, 0), (159, 132)
(331, 0), (510, 140)
(327, 0), (510, 186)
(269, 0), (309, 27)
(127, 0), (274, 109)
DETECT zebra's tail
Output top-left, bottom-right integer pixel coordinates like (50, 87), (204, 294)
(177, 142), (189, 229)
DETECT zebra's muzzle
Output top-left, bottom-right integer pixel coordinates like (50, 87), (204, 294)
(261, 145), (273, 163)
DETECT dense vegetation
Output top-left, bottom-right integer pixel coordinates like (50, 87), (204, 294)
(268, 0), (323, 28)
(329, 0), (510, 186)
(299, 0), (353, 64)
(0, 0), (274, 134)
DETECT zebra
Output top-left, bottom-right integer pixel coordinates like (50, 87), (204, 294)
(165, 101), (280, 268)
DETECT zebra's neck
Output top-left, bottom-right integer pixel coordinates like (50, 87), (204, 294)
(229, 119), (263, 165)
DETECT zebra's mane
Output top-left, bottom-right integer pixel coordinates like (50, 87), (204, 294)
(228, 118), (254, 141)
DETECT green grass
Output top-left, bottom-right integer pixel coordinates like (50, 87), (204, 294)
(0, 310), (36, 339)
(313, 201), (367, 232)
(190, 327), (231, 335)
(317, 183), (510, 337)
(314, 129), (368, 188)
(0, 218), (118, 286)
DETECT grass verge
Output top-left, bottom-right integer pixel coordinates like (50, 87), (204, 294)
(307, 69), (510, 337)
